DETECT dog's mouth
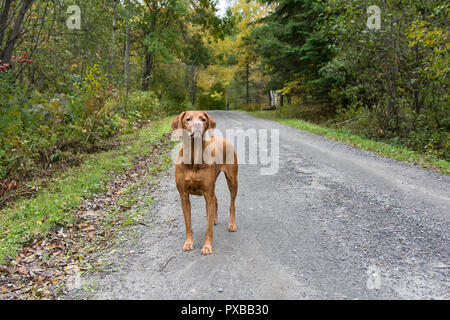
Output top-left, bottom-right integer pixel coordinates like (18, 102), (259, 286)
(190, 130), (203, 139)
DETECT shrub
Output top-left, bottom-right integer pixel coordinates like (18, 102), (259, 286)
(0, 65), (177, 181)
(126, 91), (165, 120)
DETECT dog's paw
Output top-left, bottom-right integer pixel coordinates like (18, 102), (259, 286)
(201, 245), (212, 255)
(183, 241), (194, 251)
(228, 223), (236, 232)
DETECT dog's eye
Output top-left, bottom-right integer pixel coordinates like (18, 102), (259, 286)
(186, 117), (191, 121)
(201, 118), (206, 122)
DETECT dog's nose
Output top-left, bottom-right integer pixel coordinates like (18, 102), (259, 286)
(193, 121), (202, 130)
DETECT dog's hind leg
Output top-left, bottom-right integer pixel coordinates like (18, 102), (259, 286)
(224, 165), (238, 232)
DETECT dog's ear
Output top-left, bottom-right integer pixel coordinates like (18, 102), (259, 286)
(171, 111), (186, 138)
(171, 111), (186, 130)
(204, 112), (216, 138)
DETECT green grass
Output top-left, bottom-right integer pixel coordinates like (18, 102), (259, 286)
(247, 110), (449, 175)
(0, 117), (173, 264)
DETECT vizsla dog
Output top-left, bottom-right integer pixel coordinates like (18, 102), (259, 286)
(171, 111), (238, 255)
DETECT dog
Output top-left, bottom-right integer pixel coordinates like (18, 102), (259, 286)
(171, 111), (238, 255)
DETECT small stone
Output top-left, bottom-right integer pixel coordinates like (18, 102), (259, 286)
(218, 288), (223, 293)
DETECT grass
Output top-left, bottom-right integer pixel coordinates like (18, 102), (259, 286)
(0, 117), (173, 264)
(247, 110), (450, 175)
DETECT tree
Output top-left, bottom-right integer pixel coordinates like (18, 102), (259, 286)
(253, 0), (332, 99)
(0, 0), (35, 64)
(197, 0), (270, 108)
(139, 0), (189, 90)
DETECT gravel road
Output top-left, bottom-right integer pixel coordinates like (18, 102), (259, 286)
(69, 111), (449, 300)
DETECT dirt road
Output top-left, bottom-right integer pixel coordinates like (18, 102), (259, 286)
(68, 111), (449, 299)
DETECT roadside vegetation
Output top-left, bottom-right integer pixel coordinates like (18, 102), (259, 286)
(248, 110), (449, 175)
(0, 118), (172, 264)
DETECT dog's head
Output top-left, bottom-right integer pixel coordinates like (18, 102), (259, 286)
(171, 111), (216, 139)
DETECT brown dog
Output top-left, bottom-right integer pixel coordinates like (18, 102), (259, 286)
(171, 111), (238, 255)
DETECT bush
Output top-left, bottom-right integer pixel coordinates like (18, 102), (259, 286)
(0, 65), (177, 181)
(242, 103), (262, 112)
(335, 102), (450, 161)
(273, 102), (333, 124)
(127, 91), (165, 120)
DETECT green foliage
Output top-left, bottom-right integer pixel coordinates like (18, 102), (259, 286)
(197, 82), (227, 110)
(0, 0), (232, 181)
(0, 65), (177, 181)
(250, 0), (449, 163)
(273, 102), (332, 124)
(253, 0), (333, 94)
(127, 91), (165, 120)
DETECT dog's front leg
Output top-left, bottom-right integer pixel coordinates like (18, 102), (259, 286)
(180, 193), (194, 251)
(201, 192), (216, 255)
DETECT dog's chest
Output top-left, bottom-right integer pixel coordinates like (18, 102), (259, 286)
(177, 166), (215, 196)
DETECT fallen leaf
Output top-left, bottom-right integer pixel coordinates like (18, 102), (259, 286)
(16, 267), (28, 274)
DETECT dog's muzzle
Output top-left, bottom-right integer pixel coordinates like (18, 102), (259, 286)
(191, 121), (204, 139)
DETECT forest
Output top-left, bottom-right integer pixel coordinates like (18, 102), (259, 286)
(0, 0), (448, 191)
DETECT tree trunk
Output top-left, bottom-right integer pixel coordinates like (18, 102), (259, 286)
(142, 14), (156, 91)
(109, 0), (118, 78)
(1, 0), (34, 64)
(0, 0), (12, 50)
(124, 26), (130, 89)
(123, 24), (131, 111)
(142, 53), (153, 90)
(246, 62), (249, 106)
(190, 65), (197, 105)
